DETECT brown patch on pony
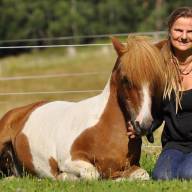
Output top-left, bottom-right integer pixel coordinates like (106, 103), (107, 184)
(14, 133), (35, 174)
(0, 101), (47, 150)
(70, 72), (142, 178)
(49, 157), (60, 178)
(0, 101), (47, 175)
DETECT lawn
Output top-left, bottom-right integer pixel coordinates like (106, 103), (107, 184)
(0, 45), (115, 116)
(0, 153), (191, 192)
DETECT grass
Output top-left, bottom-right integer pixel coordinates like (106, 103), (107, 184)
(0, 46), (115, 116)
(1, 178), (192, 192)
(0, 44), (191, 191)
(0, 153), (192, 192)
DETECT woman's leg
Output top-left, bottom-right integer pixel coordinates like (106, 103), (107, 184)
(152, 149), (184, 180)
(177, 152), (192, 180)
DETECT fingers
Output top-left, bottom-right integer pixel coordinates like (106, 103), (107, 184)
(130, 135), (136, 139)
(126, 122), (136, 139)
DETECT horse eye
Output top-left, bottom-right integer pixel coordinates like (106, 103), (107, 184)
(121, 76), (132, 89)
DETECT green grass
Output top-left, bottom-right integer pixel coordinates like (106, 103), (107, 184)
(0, 153), (191, 192)
(0, 46), (115, 116)
(1, 178), (192, 192)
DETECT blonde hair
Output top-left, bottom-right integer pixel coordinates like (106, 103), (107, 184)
(168, 7), (192, 33)
(165, 7), (192, 111)
(120, 35), (182, 112)
(161, 42), (182, 112)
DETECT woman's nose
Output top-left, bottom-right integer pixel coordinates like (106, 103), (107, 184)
(181, 31), (187, 41)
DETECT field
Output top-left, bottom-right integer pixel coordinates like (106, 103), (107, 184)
(0, 45), (115, 116)
(0, 43), (191, 191)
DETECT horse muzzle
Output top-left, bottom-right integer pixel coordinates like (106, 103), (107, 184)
(130, 120), (152, 136)
(131, 120), (154, 143)
(130, 119), (162, 143)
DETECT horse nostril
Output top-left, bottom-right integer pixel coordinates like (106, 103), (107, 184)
(131, 120), (142, 135)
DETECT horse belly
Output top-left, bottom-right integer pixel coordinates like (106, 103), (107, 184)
(19, 101), (74, 178)
(17, 129), (57, 178)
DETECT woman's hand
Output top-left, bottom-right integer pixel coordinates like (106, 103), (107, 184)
(126, 122), (137, 139)
(126, 121), (156, 143)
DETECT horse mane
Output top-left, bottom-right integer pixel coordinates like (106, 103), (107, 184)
(119, 35), (166, 94)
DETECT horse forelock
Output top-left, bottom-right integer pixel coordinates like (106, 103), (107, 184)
(117, 36), (166, 95)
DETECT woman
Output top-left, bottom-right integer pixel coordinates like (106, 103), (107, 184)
(128, 7), (192, 180)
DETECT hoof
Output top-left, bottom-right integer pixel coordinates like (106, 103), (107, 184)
(129, 168), (150, 180)
(57, 172), (79, 181)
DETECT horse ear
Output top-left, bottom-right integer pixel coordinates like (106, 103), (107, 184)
(111, 36), (125, 56)
(154, 39), (168, 50)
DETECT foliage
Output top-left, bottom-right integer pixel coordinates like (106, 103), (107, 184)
(0, 0), (192, 49)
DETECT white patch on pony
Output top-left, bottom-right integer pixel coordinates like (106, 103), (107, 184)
(128, 168), (150, 180)
(59, 159), (100, 180)
(135, 84), (152, 127)
(113, 168), (150, 181)
(57, 172), (79, 181)
(22, 80), (110, 178)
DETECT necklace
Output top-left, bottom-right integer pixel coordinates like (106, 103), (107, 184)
(179, 58), (192, 66)
(172, 55), (192, 75)
(173, 54), (192, 65)
(179, 61), (192, 75)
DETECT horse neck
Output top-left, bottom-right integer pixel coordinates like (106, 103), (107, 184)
(100, 75), (126, 131)
(99, 75), (142, 164)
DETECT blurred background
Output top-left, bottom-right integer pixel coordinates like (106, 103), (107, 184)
(0, 1), (191, 141)
(0, 0), (192, 55)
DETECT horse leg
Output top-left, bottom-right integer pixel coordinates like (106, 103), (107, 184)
(57, 159), (100, 181)
(111, 165), (149, 181)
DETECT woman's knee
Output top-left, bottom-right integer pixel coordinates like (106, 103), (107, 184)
(177, 167), (192, 180)
(152, 167), (173, 180)
(177, 153), (192, 180)
(152, 149), (183, 180)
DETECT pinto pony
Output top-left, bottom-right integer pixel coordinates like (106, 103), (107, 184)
(0, 36), (165, 180)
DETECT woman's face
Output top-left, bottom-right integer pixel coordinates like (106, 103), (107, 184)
(170, 17), (192, 52)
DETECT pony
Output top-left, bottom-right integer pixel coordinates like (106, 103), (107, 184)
(0, 36), (166, 180)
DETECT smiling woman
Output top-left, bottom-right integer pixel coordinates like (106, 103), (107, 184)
(151, 7), (192, 180)
(170, 17), (192, 52)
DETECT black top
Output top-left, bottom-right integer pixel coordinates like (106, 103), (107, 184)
(162, 89), (192, 153)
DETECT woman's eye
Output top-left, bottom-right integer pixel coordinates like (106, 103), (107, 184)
(175, 29), (182, 32)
